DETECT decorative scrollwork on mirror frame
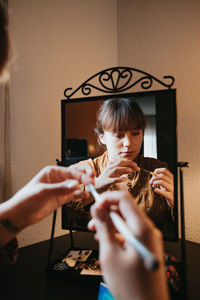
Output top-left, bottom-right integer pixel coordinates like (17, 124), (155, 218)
(63, 66), (175, 99)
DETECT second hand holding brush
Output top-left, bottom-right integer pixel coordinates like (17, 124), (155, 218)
(88, 184), (159, 271)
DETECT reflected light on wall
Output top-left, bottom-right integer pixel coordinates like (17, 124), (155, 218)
(89, 144), (95, 155)
(143, 117), (157, 159)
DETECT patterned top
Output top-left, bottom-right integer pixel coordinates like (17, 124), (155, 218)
(86, 151), (173, 230)
(63, 152), (174, 232)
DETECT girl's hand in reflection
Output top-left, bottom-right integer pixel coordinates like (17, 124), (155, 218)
(95, 159), (140, 192)
(149, 168), (174, 208)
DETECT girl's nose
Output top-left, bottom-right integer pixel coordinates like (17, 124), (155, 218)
(123, 134), (132, 147)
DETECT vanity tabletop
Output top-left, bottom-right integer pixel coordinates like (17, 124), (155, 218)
(0, 232), (199, 300)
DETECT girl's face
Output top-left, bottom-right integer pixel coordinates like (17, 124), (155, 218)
(98, 129), (143, 162)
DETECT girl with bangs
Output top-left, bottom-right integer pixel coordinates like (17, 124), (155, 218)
(83, 97), (174, 231)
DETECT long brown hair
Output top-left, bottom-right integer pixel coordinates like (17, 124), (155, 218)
(96, 97), (146, 134)
(0, 3), (9, 76)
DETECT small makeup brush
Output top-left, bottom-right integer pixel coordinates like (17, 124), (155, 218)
(140, 168), (156, 176)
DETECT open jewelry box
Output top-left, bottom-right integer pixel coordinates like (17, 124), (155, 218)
(46, 67), (187, 294)
(47, 244), (102, 282)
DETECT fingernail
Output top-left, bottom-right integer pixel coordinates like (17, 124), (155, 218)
(88, 218), (95, 228)
(66, 180), (78, 188)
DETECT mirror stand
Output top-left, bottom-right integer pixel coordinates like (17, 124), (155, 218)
(46, 211), (75, 271)
(177, 161), (189, 299)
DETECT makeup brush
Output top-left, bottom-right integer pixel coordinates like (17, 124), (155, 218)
(140, 168), (156, 176)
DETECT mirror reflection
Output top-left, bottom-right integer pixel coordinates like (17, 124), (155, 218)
(61, 90), (178, 241)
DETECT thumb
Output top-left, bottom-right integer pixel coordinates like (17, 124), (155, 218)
(88, 218), (96, 232)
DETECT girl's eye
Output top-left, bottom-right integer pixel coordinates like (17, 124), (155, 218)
(113, 132), (124, 139)
(132, 131), (140, 136)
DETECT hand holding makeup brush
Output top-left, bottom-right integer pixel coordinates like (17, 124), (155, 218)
(88, 191), (169, 300)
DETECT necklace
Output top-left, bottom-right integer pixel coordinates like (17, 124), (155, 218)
(110, 170), (153, 210)
(127, 172), (138, 192)
(110, 172), (138, 193)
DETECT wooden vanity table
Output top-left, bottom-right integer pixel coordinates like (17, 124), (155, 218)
(0, 231), (199, 300)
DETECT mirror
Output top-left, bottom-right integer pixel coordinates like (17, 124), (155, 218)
(61, 89), (178, 241)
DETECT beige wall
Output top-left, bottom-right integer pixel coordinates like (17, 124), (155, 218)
(118, 0), (200, 243)
(9, 0), (117, 247)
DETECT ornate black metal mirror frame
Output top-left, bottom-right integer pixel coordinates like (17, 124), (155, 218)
(59, 66), (178, 239)
(63, 66), (175, 98)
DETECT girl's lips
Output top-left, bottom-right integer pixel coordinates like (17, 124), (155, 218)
(121, 151), (135, 156)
